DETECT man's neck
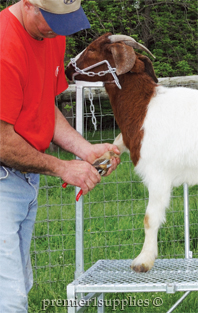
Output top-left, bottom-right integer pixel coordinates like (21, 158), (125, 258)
(9, 1), (24, 28)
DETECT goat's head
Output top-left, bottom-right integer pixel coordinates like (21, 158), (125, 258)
(66, 33), (158, 85)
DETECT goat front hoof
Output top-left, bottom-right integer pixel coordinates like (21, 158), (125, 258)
(95, 151), (119, 162)
(93, 151), (119, 176)
(131, 263), (150, 273)
(131, 253), (155, 273)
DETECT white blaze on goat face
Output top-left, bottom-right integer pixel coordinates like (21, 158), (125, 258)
(65, 33), (198, 272)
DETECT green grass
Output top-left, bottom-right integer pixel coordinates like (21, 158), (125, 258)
(29, 144), (198, 313)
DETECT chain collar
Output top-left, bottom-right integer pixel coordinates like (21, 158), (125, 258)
(88, 88), (97, 131)
(71, 58), (122, 90)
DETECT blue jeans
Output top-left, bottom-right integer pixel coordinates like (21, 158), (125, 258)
(0, 166), (40, 313)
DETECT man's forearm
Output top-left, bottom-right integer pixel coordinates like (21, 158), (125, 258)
(52, 106), (92, 161)
(0, 107), (90, 175)
(0, 109), (120, 194)
(0, 120), (64, 177)
(0, 119), (102, 194)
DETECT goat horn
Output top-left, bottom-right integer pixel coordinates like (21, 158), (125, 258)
(108, 35), (155, 59)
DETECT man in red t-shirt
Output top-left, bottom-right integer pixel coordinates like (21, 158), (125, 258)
(0, 0), (120, 311)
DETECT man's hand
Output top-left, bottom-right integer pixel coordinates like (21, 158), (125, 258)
(53, 107), (120, 178)
(60, 159), (101, 195)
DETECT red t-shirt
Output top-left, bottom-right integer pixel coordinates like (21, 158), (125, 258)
(0, 8), (68, 152)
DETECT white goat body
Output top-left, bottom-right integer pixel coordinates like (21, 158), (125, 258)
(114, 85), (198, 272)
(136, 85), (198, 187)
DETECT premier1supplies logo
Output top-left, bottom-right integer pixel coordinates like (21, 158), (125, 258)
(42, 296), (163, 311)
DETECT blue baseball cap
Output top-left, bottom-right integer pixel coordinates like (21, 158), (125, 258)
(29, 0), (90, 36)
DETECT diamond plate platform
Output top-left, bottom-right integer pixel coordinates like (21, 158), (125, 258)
(68, 258), (198, 293)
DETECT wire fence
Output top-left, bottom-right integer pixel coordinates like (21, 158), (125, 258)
(30, 77), (198, 310)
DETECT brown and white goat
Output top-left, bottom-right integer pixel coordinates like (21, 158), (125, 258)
(66, 33), (198, 272)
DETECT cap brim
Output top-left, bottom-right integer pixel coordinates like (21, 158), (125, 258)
(40, 6), (90, 36)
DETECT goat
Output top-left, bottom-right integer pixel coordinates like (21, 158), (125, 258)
(65, 33), (198, 272)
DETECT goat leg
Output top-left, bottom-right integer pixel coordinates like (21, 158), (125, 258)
(114, 133), (171, 272)
(131, 182), (171, 272)
(93, 133), (128, 176)
(113, 133), (129, 155)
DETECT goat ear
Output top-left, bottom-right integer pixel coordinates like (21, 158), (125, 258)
(109, 43), (136, 75)
(139, 55), (158, 83)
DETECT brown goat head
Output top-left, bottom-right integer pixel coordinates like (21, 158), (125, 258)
(66, 33), (158, 84)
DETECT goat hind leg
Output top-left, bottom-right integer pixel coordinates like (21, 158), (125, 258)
(131, 185), (171, 272)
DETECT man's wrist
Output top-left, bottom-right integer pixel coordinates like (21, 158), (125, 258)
(77, 142), (93, 163)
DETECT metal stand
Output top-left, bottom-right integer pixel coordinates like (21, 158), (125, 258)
(67, 82), (198, 313)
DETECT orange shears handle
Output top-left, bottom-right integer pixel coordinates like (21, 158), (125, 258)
(62, 182), (82, 202)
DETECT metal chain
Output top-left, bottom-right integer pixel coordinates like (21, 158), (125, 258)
(71, 58), (122, 89)
(70, 57), (123, 132)
(88, 88), (97, 131)
(71, 58), (117, 77)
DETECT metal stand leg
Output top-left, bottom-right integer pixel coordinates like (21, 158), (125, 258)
(75, 84), (85, 280)
(75, 81), (104, 280)
(67, 285), (77, 313)
(183, 183), (192, 259)
(166, 183), (192, 313)
(97, 293), (105, 313)
(166, 291), (191, 313)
